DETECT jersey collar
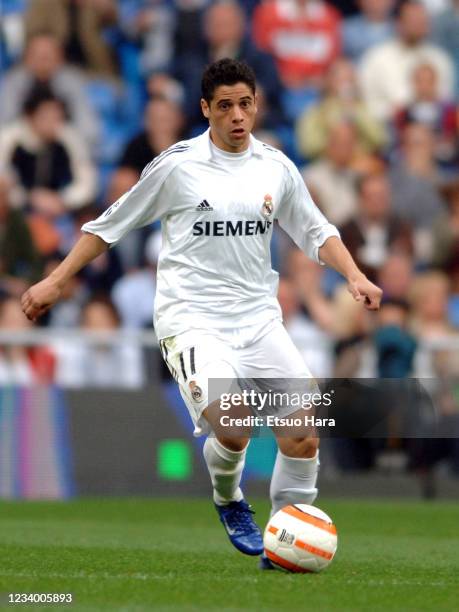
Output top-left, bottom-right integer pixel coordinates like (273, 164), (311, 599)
(197, 128), (265, 160)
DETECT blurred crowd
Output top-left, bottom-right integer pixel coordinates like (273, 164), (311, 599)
(1, 0), (459, 476)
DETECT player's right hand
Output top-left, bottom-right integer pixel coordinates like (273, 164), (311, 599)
(347, 275), (382, 311)
(21, 278), (62, 322)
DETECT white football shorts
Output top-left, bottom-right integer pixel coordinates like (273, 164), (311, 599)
(159, 318), (317, 436)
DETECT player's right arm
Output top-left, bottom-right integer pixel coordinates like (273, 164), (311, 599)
(21, 233), (109, 322)
(21, 142), (189, 322)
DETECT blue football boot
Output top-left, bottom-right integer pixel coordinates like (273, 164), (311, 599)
(215, 499), (264, 556)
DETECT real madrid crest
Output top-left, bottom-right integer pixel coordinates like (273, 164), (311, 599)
(189, 380), (204, 403)
(262, 194), (274, 218)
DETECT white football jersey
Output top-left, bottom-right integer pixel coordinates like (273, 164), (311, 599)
(82, 130), (339, 340)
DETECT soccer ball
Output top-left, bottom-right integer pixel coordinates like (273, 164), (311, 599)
(263, 504), (338, 573)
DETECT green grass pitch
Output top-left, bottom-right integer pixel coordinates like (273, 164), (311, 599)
(0, 498), (458, 611)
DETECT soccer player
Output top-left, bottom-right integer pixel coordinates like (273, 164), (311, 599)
(21, 59), (382, 567)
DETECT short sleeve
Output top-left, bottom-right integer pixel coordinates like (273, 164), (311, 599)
(277, 160), (340, 264)
(81, 148), (184, 245)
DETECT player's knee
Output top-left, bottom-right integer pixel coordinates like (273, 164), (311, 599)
(277, 436), (319, 459)
(216, 435), (250, 452)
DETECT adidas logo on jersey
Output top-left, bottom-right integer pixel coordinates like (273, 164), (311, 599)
(196, 200), (213, 211)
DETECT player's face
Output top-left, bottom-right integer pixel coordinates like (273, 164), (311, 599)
(201, 82), (257, 153)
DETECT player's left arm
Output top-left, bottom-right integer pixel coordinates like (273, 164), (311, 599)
(318, 235), (382, 310)
(276, 160), (382, 310)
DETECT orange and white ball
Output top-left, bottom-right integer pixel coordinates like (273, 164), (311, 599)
(263, 504), (338, 573)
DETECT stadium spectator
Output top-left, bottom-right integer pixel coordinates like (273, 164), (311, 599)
(0, 173), (43, 298)
(0, 296), (55, 384)
(432, 180), (459, 282)
(407, 286), (459, 488)
(342, 0), (396, 62)
(111, 229), (159, 329)
(409, 270), (456, 339)
(373, 298), (417, 378)
(116, 96), (186, 181)
(0, 31), (100, 149)
(146, 72), (186, 108)
(174, 0), (211, 58)
(408, 271), (459, 484)
(252, 0), (341, 89)
(296, 58), (387, 159)
(0, 86), (97, 254)
(52, 295), (145, 388)
(111, 265), (156, 329)
(409, 270), (459, 376)
(339, 173), (414, 281)
(359, 0), (455, 121)
(393, 63), (458, 167)
(286, 248), (335, 332)
(251, 83), (285, 150)
(389, 123), (446, 259)
(279, 252), (334, 378)
(0, 0), (26, 71)
(431, 0), (459, 98)
(24, 0), (119, 79)
(175, 0), (284, 128)
(331, 284), (375, 377)
(302, 122), (361, 226)
(118, 0), (175, 76)
(377, 252), (415, 300)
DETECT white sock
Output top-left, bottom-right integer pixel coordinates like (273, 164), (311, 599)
(203, 437), (247, 505)
(270, 450), (319, 516)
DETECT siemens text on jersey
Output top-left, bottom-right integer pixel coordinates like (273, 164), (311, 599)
(193, 219), (273, 236)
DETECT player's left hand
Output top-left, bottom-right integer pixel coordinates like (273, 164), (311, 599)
(347, 274), (382, 310)
(21, 277), (62, 322)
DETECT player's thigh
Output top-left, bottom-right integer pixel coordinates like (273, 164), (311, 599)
(160, 332), (246, 437)
(238, 320), (313, 379)
(239, 321), (320, 445)
(238, 320), (317, 413)
(255, 325), (320, 457)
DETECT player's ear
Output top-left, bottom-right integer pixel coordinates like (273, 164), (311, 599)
(201, 98), (210, 119)
(254, 92), (259, 114)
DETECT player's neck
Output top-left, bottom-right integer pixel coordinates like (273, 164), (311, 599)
(209, 131), (250, 155)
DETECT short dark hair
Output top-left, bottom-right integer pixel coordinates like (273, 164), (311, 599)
(23, 83), (66, 116)
(201, 58), (256, 103)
